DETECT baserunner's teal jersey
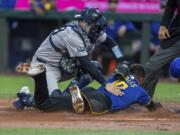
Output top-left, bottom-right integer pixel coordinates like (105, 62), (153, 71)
(98, 74), (151, 111)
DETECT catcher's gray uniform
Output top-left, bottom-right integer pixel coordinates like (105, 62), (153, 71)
(31, 21), (107, 95)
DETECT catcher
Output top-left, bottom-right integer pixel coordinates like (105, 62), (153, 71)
(13, 63), (160, 114)
(16, 7), (126, 98)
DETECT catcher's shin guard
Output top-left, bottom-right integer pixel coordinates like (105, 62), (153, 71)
(69, 85), (84, 113)
(16, 63), (44, 76)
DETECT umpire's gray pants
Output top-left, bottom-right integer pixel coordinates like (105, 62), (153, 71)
(143, 40), (180, 98)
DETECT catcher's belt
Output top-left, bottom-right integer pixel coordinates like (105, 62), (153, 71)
(80, 87), (111, 115)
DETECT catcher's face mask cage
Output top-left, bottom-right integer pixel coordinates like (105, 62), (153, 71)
(75, 8), (107, 32)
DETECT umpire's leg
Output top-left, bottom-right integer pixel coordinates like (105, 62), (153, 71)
(143, 40), (180, 98)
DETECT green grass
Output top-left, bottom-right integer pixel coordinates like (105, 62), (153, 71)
(0, 75), (34, 98)
(0, 75), (100, 98)
(0, 128), (179, 135)
(0, 75), (180, 102)
(0, 76), (180, 134)
(154, 82), (180, 102)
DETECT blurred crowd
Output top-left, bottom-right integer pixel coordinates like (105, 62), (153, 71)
(0, 0), (55, 14)
(0, 0), (167, 15)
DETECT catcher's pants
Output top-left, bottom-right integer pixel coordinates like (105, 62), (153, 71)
(143, 39), (180, 98)
(33, 72), (73, 112)
(31, 57), (61, 95)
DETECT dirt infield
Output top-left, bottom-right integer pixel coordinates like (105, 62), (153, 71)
(0, 99), (180, 131)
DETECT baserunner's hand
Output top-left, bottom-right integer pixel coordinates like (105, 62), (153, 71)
(105, 83), (124, 96)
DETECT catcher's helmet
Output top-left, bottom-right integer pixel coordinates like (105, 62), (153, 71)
(75, 8), (107, 31)
(169, 57), (180, 78)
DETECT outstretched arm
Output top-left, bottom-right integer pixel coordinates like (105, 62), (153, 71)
(76, 56), (123, 94)
(76, 56), (106, 86)
(138, 90), (162, 111)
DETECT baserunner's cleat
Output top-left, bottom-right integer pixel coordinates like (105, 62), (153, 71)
(69, 85), (84, 113)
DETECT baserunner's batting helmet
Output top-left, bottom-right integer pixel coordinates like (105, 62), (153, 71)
(169, 57), (180, 78)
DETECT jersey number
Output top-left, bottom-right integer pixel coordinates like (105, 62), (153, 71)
(113, 80), (128, 90)
(51, 27), (66, 35)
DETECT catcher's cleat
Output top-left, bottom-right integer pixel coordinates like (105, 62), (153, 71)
(16, 63), (44, 76)
(16, 63), (30, 73)
(70, 85), (84, 113)
(13, 98), (25, 110)
(13, 86), (34, 110)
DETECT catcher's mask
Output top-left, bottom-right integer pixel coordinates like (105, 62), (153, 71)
(75, 8), (107, 35)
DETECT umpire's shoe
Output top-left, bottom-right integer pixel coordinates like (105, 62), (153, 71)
(70, 85), (84, 113)
(16, 63), (44, 76)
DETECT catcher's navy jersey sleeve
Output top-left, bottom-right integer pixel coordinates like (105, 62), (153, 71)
(97, 75), (151, 111)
